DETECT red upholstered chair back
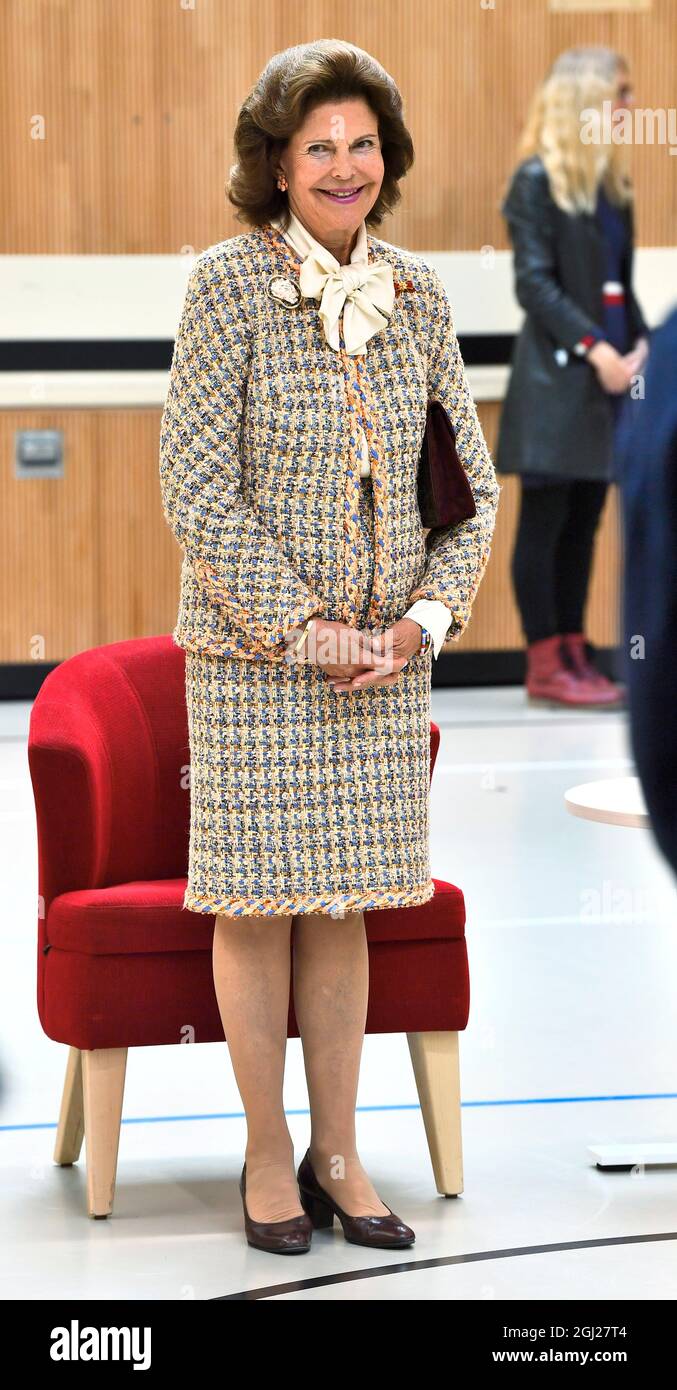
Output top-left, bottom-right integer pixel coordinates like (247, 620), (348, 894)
(28, 636), (191, 918)
(28, 634), (441, 919)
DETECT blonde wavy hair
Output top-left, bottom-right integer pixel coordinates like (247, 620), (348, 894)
(512, 46), (634, 214)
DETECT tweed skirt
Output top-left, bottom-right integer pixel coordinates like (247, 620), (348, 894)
(183, 477), (435, 918)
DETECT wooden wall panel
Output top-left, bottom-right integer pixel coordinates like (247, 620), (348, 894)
(0, 412), (98, 661)
(453, 403), (623, 654)
(0, 410), (179, 660)
(96, 411), (184, 645)
(0, 0), (674, 254)
(0, 406), (622, 663)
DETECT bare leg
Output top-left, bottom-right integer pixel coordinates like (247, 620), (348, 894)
(292, 909), (389, 1216)
(212, 913), (304, 1222)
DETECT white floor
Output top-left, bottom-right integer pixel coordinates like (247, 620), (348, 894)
(1, 686), (676, 1301)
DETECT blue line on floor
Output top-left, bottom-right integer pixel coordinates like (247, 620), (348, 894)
(2, 1091), (677, 1132)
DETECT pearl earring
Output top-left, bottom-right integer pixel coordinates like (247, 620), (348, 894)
(276, 174), (288, 191)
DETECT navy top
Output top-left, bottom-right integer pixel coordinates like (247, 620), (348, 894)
(595, 185), (631, 355)
(618, 306), (677, 877)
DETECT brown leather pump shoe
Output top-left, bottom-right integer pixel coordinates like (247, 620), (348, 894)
(297, 1150), (415, 1250)
(239, 1163), (313, 1254)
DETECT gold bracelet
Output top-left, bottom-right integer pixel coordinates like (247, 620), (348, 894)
(290, 616), (315, 657)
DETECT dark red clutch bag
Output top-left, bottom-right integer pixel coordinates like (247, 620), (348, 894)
(417, 398), (476, 531)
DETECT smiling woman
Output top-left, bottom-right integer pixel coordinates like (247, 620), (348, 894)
(311, 146), (375, 203)
(228, 40), (414, 257)
(273, 113), (384, 266)
(159, 37), (499, 1245)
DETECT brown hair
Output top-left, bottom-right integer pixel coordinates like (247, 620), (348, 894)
(226, 39), (414, 229)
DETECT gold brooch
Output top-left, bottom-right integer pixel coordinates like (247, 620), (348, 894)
(267, 273), (301, 308)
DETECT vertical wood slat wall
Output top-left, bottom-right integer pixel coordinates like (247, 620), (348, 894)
(0, 0), (664, 661)
(2, 0), (674, 253)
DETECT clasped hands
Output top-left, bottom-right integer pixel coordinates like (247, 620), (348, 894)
(298, 617), (424, 691)
(588, 336), (649, 394)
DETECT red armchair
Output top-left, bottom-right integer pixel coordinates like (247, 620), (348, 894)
(28, 635), (469, 1217)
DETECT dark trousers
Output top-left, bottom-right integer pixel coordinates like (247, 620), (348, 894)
(512, 479), (609, 644)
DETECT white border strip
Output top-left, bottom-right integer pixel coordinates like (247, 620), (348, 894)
(0, 249), (675, 409)
(1, 248), (676, 339)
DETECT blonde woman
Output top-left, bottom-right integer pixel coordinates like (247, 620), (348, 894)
(159, 40), (499, 1254)
(496, 46), (649, 708)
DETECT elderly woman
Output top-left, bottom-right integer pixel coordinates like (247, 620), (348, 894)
(159, 39), (499, 1255)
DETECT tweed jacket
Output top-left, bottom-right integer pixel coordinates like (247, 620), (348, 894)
(159, 222), (501, 660)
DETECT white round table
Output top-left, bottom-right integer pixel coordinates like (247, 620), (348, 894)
(564, 775), (677, 1171)
(564, 775), (649, 829)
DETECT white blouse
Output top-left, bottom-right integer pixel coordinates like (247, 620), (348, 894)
(269, 208), (453, 659)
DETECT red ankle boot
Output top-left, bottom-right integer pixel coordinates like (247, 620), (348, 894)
(525, 634), (614, 707)
(559, 632), (626, 707)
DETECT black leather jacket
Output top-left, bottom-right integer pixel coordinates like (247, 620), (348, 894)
(495, 155), (648, 481)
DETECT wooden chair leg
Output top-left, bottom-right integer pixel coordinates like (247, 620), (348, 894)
(81, 1047), (128, 1218)
(407, 1030), (463, 1196)
(53, 1046), (85, 1166)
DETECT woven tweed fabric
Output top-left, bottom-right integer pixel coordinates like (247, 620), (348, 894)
(159, 223), (501, 660)
(160, 221), (500, 917)
(184, 477), (434, 917)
